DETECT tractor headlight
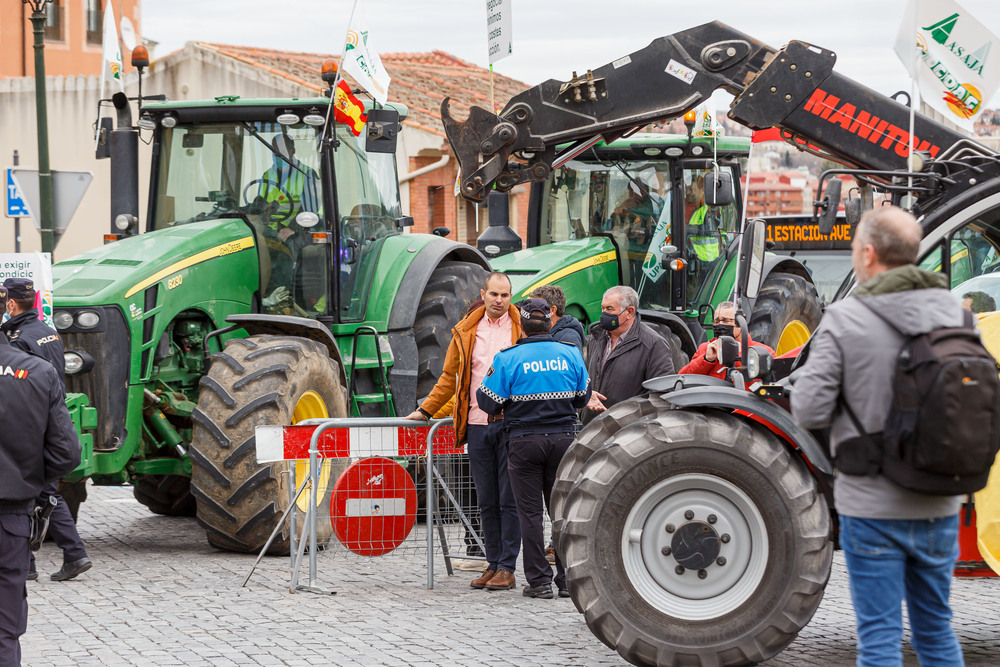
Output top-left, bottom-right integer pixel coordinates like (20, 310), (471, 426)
(75, 310), (101, 329)
(64, 351), (94, 375)
(747, 347), (773, 380)
(53, 310), (75, 330)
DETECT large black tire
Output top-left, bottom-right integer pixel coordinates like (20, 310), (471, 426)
(550, 394), (671, 549)
(561, 410), (832, 666)
(189, 335), (347, 554)
(748, 272), (823, 355)
(646, 323), (690, 373)
(133, 475), (197, 517)
(413, 261), (489, 401)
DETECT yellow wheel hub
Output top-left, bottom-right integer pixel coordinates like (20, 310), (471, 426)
(775, 320), (812, 356)
(292, 390), (333, 511)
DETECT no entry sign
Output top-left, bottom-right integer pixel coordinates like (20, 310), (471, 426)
(330, 457), (417, 556)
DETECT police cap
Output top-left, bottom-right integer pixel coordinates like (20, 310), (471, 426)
(519, 298), (550, 320)
(3, 277), (36, 300)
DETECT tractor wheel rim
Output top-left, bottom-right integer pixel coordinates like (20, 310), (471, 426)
(293, 390), (332, 511)
(776, 319), (811, 356)
(621, 473), (768, 620)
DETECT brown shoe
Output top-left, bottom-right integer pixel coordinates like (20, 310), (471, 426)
(484, 568), (516, 590)
(470, 569), (496, 589)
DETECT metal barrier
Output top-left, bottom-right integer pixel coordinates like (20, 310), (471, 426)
(243, 417), (483, 593)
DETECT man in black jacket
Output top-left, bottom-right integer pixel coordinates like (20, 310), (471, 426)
(583, 286), (674, 424)
(2, 278), (90, 583)
(0, 285), (81, 666)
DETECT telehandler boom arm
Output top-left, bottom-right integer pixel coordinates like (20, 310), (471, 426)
(443, 21), (992, 202)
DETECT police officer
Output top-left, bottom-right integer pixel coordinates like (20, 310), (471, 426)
(477, 298), (591, 599)
(0, 285), (81, 665)
(2, 278), (91, 583)
(2, 278), (64, 379)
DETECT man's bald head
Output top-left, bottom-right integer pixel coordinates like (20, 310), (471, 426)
(854, 206), (922, 268)
(852, 206), (923, 283)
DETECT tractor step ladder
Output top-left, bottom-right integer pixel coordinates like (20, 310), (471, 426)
(347, 326), (395, 417)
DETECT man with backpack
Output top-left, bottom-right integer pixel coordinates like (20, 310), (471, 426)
(791, 206), (995, 666)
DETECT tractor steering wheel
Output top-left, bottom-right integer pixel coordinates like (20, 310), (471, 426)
(242, 179), (295, 225)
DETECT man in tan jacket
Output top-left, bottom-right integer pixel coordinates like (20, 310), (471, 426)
(405, 272), (523, 591)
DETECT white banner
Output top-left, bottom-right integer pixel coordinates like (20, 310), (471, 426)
(0, 253), (54, 329)
(342, 2), (391, 105)
(100, 4), (124, 97)
(894, 0), (1000, 130)
(641, 192), (673, 283)
(486, 0), (513, 65)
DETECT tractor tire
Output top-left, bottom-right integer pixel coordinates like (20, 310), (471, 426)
(133, 475), (197, 516)
(413, 261), (489, 401)
(748, 272), (823, 355)
(58, 479), (88, 524)
(550, 394), (671, 549)
(561, 410), (832, 667)
(190, 335), (347, 554)
(646, 322), (690, 373)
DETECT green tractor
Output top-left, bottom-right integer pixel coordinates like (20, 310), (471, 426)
(54, 86), (488, 553)
(489, 132), (824, 365)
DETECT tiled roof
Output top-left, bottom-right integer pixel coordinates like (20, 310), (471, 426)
(197, 43), (529, 139)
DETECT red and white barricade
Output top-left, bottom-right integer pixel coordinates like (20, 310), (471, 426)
(247, 418), (478, 593)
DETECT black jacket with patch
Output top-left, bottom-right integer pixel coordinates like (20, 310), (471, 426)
(0, 337), (80, 514)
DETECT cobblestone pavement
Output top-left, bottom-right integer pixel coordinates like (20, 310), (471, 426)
(20, 485), (1000, 666)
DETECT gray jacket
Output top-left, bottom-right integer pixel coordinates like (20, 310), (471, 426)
(583, 315), (674, 424)
(791, 265), (965, 519)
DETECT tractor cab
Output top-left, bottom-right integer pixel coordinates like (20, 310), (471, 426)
(530, 134), (745, 315)
(144, 98), (406, 323)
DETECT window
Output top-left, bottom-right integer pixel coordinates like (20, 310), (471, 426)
(43, 1), (65, 42)
(86, 0), (102, 45)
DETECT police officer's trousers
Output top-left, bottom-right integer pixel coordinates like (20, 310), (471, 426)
(506, 430), (573, 589)
(0, 514), (30, 666)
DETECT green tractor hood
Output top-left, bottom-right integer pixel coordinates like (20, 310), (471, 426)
(491, 237), (620, 300)
(53, 219), (260, 307)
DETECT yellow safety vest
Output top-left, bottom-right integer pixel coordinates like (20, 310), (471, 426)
(260, 164), (310, 230)
(688, 205), (720, 261)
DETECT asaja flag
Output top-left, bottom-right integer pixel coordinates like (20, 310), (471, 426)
(335, 80), (368, 137)
(342, 3), (391, 105)
(894, 0), (1000, 131)
(101, 4), (124, 96)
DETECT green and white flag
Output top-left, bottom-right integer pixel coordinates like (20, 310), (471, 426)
(342, 2), (391, 105)
(101, 4), (124, 96)
(894, 0), (1000, 131)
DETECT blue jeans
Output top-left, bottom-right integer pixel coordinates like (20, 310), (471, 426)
(840, 515), (964, 667)
(466, 422), (520, 572)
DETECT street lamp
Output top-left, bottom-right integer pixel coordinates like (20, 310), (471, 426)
(23, 0), (56, 256)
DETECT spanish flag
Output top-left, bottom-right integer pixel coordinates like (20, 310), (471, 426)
(335, 80), (367, 137)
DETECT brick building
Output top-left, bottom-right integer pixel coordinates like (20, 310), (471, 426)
(743, 170), (814, 217)
(0, 0), (141, 78)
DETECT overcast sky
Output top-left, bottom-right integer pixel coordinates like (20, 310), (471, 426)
(143, 0), (1000, 108)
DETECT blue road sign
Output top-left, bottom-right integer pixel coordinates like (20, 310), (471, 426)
(6, 169), (30, 218)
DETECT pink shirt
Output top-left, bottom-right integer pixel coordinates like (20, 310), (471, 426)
(468, 311), (513, 425)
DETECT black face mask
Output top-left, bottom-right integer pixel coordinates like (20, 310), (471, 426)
(713, 324), (735, 339)
(599, 311), (623, 331)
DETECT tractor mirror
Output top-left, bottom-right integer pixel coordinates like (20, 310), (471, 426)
(844, 196), (863, 226)
(817, 178), (842, 236)
(704, 171), (734, 207)
(366, 108), (401, 154)
(738, 218), (767, 300)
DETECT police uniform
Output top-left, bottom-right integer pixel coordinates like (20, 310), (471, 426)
(1, 278), (89, 583)
(477, 299), (591, 598)
(0, 307), (81, 665)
